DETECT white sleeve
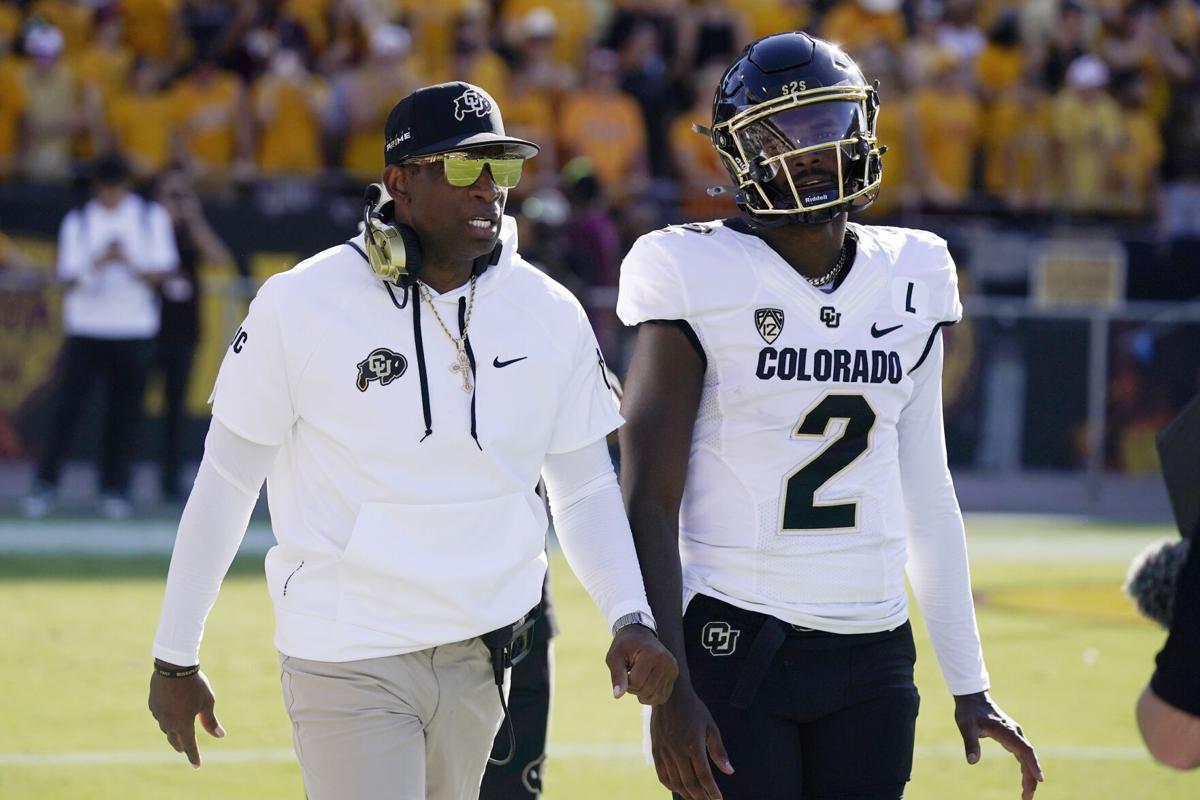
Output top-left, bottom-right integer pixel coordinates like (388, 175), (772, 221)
(900, 333), (990, 696)
(57, 210), (88, 281)
(546, 303), (625, 454)
(139, 202), (179, 274)
(543, 438), (654, 631)
(209, 281), (298, 446)
(615, 234), (690, 326)
(152, 419), (279, 666)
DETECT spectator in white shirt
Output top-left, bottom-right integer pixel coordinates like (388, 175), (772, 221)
(23, 153), (179, 519)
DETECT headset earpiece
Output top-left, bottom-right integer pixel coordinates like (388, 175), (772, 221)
(360, 181), (499, 284)
(363, 183), (423, 285)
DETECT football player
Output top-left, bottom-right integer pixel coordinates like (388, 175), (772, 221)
(617, 32), (1044, 800)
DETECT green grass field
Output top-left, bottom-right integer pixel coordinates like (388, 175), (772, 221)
(1, 515), (1195, 799)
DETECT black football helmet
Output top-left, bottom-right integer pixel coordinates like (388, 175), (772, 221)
(710, 31), (883, 224)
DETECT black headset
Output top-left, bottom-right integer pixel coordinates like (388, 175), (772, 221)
(361, 183), (502, 287)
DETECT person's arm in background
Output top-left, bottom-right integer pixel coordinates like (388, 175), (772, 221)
(1137, 528), (1200, 769)
(620, 321), (734, 800)
(56, 209), (89, 291)
(133, 201), (180, 288)
(232, 81), (257, 182)
(1137, 689), (1200, 770)
(178, 190), (235, 269)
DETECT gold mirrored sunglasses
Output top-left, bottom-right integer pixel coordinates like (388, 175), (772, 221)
(405, 151), (525, 188)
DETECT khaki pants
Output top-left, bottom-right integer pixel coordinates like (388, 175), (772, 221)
(280, 639), (503, 800)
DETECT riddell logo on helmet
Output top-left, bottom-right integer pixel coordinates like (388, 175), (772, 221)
(803, 190), (836, 206)
(453, 89), (492, 121)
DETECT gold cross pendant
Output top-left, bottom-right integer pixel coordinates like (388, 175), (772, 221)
(450, 348), (473, 393)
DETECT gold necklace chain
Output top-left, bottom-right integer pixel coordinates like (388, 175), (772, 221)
(807, 238), (847, 287)
(418, 275), (478, 393)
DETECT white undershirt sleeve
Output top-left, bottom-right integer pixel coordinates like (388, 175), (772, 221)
(900, 334), (990, 696)
(151, 419), (279, 666)
(542, 438), (655, 632)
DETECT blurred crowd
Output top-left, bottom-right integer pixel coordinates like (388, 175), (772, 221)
(0, 0), (1196, 500)
(0, 0), (1197, 222)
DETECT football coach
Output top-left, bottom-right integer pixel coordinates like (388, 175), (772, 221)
(148, 82), (676, 799)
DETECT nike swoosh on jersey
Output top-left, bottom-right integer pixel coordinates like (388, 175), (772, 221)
(493, 356), (528, 368)
(870, 323), (903, 338)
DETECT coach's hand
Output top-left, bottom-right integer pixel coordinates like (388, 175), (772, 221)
(148, 666), (226, 768)
(954, 691), (1044, 799)
(607, 624), (678, 705)
(650, 685), (733, 800)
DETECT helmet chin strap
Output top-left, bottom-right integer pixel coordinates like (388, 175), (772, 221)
(737, 202), (846, 229)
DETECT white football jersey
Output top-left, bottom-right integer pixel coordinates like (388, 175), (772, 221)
(619, 219), (988, 693)
(210, 217), (623, 662)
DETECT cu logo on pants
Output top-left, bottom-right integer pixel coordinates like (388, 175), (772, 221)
(701, 621), (741, 656)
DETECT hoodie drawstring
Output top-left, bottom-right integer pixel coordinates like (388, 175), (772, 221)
(410, 284), (434, 441)
(381, 277), (433, 440)
(458, 296), (482, 451)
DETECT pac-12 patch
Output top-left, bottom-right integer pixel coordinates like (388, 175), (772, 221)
(356, 348), (408, 392)
(755, 308), (785, 344)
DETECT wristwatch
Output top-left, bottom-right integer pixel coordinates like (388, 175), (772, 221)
(612, 611), (657, 638)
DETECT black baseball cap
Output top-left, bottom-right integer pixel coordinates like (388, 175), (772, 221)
(383, 81), (540, 164)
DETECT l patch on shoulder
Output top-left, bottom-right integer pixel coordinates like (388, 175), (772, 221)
(356, 348), (408, 392)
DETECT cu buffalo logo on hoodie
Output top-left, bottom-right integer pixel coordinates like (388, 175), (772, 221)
(356, 348), (408, 392)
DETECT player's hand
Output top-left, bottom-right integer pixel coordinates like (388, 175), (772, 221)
(607, 624), (678, 705)
(650, 685), (733, 800)
(954, 691), (1044, 799)
(148, 667), (226, 768)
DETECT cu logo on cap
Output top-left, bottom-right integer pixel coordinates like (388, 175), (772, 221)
(454, 88), (493, 121)
(700, 621), (741, 656)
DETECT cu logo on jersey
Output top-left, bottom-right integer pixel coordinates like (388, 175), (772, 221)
(356, 348), (408, 392)
(819, 306), (841, 328)
(701, 621), (741, 656)
(453, 88), (492, 121)
(755, 308), (785, 344)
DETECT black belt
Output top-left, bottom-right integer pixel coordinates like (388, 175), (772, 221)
(706, 599), (908, 710)
(730, 616), (786, 710)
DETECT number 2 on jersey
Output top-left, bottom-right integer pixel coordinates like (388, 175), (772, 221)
(780, 393), (877, 532)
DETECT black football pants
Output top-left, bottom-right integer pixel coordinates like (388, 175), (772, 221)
(150, 337), (198, 497)
(678, 594), (920, 800)
(36, 336), (152, 495)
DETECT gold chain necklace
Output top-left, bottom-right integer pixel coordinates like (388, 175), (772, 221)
(418, 275), (478, 393)
(807, 238), (847, 287)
